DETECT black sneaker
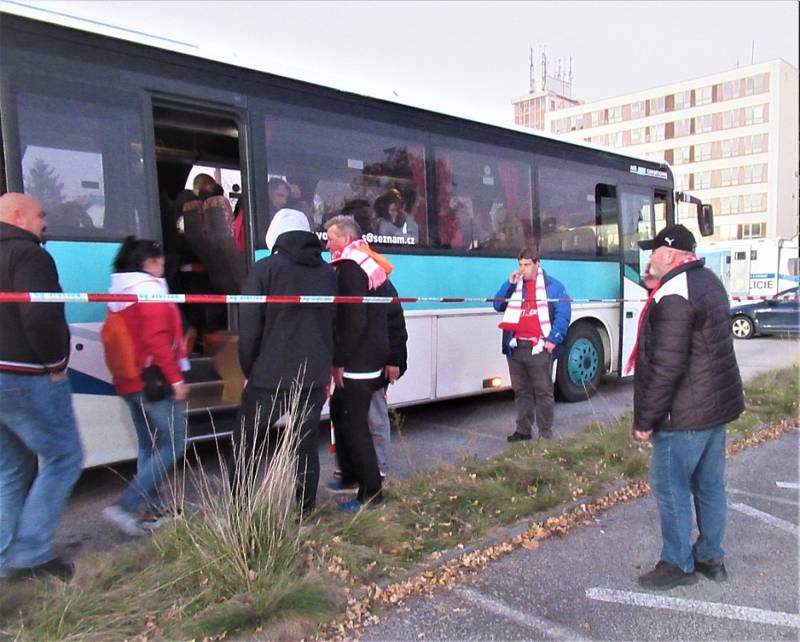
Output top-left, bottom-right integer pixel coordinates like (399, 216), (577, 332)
(638, 561), (698, 590)
(695, 558), (728, 582)
(507, 432), (532, 442)
(2, 557), (75, 583)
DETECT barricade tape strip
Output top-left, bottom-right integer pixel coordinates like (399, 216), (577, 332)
(1, 292), (798, 304)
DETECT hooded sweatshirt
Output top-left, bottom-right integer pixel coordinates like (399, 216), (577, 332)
(238, 230), (337, 389)
(108, 272), (187, 396)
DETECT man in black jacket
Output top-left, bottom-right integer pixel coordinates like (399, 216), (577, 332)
(632, 224), (744, 591)
(324, 215), (393, 511)
(0, 193), (84, 582)
(236, 208), (336, 516)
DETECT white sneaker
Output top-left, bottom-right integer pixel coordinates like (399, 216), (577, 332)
(102, 505), (146, 537)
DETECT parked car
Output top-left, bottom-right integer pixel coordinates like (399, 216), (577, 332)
(730, 286), (800, 339)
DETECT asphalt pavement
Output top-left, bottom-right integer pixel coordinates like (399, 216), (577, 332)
(360, 429), (799, 641)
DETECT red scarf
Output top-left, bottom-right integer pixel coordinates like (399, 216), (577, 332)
(624, 256), (699, 375)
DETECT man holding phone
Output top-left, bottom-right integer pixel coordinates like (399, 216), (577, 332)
(493, 247), (571, 441)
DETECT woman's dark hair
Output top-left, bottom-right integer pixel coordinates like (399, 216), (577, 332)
(373, 191), (402, 220)
(113, 236), (164, 273)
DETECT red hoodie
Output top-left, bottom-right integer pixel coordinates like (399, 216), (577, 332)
(108, 272), (186, 396)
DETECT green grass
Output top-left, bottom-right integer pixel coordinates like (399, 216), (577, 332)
(2, 365), (797, 641)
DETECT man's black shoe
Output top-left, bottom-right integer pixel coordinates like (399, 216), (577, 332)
(695, 558), (728, 582)
(2, 557), (75, 583)
(638, 561), (698, 590)
(538, 430), (554, 440)
(507, 432), (532, 442)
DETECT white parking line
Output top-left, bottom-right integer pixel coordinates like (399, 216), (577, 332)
(776, 482), (799, 490)
(730, 502), (798, 535)
(728, 487), (799, 507)
(455, 587), (589, 641)
(586, 588), (800, 629)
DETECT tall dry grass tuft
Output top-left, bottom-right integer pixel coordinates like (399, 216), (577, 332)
(168, 369), (313, 592)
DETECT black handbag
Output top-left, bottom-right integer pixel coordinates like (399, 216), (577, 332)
(141, 364), (169, 402)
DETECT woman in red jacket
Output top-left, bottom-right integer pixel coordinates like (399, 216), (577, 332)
(102, 237), (189, 536)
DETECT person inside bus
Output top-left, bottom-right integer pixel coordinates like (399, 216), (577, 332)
(267, 177), (290, 216)
(375, 189), (418, 241)
(339, 198), (377, 236)
(101, 237), (189, 537)
(437, 196), (465, 248)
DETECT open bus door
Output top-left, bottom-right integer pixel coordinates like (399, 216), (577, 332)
(617, 186), (668, 375)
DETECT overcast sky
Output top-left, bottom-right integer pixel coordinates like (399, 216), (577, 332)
(11, 1), (800, 125)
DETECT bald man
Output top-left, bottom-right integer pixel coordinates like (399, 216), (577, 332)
(0, 193), (83, 582)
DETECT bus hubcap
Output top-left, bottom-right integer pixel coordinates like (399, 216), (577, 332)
(568, 338), (599, 385)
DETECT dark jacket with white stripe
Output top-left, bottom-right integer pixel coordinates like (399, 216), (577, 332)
(0, 222), (70, 374)
(332, 260), (390, 378)
(633, 258), (744, 432)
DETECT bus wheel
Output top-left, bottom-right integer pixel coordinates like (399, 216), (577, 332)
(556, 324), (604, 402)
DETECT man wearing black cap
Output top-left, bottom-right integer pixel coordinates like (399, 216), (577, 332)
(630, 224), (744, 591)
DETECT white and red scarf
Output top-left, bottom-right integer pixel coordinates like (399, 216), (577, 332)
(331, 239), (388, 290)
(624, 255), (700, 375)
(498, 266), (551, 352)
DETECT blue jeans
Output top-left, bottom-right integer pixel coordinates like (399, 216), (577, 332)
(0, 372), (84, 568)
(650, 425), (727, 572)
(118, 393), (186, 514)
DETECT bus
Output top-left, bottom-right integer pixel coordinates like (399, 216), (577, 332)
(0, 8), (714, 467)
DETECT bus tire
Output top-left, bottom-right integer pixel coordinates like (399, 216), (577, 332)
(555, 323), (604, 402)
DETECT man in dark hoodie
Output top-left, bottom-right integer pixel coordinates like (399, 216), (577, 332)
(235, 208), (336, 516)
(0, 193), (84, 582)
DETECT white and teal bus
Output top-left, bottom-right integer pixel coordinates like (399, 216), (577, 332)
(0, 7), (713, 467)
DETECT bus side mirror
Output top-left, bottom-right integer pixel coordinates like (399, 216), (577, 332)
(698, 204), (714, 237)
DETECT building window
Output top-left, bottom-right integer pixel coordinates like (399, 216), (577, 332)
(722, 80), (740, 101)
(744, 104), (765, 125)
(695, 171), (712, 189)
(674, 118), (692, 137)
(752, 133), (766, 154)
(649, 96), (666, 115)
(742, 193), (766, 213)
(720, 167), (735, 187)
(649, 123), (665, 142)
(630, 100), (646, 119)
(630, 127), (646, 145)
(738, 222), (764, 239)
(720, 196), (738, 214)
(694, 142), (712, 161)
(591, 110), (604, 127)
(722, 109), (743, 129)
(613, 131), (623, 147)
(695, 114), (713, 133)
(675, 173), (691, 190)
(743, 164), (766, 184)
(745, 73), (768, 96)
(697, 86), (713, 105)
(608, 106), (623, 124)
(675, 146), (691, 164)
(674, 90), (692, 110)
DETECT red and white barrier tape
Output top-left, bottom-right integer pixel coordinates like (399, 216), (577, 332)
(0, 292), (797, 304)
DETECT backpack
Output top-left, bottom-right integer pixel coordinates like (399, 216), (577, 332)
(101, 310), (139, 380)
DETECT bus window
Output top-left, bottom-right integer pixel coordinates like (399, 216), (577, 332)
(433, 139), (532, 252)
(16, 80), (150, 240)
(261, 108), (428, 249)
(537, 158), (618, 257)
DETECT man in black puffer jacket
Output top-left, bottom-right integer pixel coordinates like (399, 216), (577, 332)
(632, 224), (744, 591)
(236, 208), (336, 516)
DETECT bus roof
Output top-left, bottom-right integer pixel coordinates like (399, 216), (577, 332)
(2, 0), (663, 169)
